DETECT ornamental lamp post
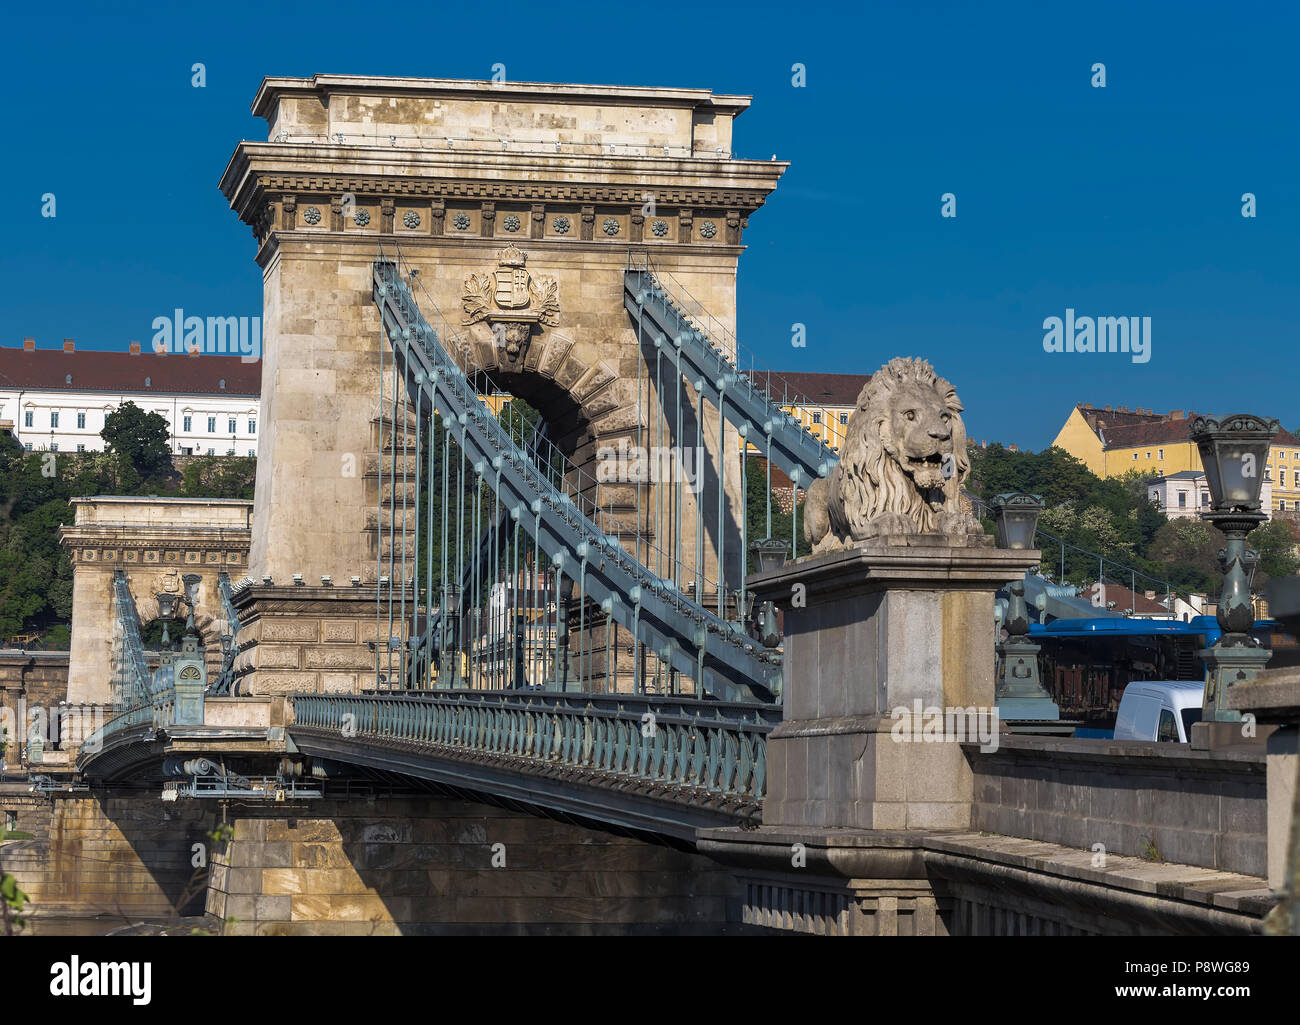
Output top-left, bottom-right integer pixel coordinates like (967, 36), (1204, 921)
(442, 585), (461, 689)
(556, 574), (575, 691)
(1190, 414), (1277, 726)
(989, 493), (1059, 720)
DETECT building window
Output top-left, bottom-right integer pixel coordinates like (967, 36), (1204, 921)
(24, 411), (32, 428)
(227, 448), (235, 456)
(1158, 448), (1164, 459)
(1294, 471), (1299, 489)
(207, 448), (215, 456)
(1266, 470), (1273, 482)
(183, 415), (192, 432)
(839, 412), (848, 425)
(1145, 451), (1151, 459)
(811, 412), (822, 425)
(49, 443), (57, 452)
(22, 442), (31, 451)
(248, 418), (256, 434)
(1282, 500), (1288, 512)
(76, 444), (85, 452)
(76, 412), (86, 429)
(50, 412), (59, 428)
(228, 418), (237, 434)
(205, 416), (214, 433)
(1201, 492), (1209, 507)
(1132, 453), (1138, 460)
(1177, 492), (1187, 507)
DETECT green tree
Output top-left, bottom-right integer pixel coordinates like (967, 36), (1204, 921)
(1247, 518), (1300, 588)
(101, 401), (172, 485)
(181, 454), (256, 499)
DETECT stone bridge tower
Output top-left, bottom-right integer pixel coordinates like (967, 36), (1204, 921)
(60, 496), (252, 704)
(220, 74), (785, 694)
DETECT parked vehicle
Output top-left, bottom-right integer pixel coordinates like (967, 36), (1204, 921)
(1112, 680), (1204, 742)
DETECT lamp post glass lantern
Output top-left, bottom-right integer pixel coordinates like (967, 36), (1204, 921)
(1190, 414), (1277, 723)
(1191, 414), (1277, 512)
(989, 492), (1044, 550)
(989, 492), (1057, 720)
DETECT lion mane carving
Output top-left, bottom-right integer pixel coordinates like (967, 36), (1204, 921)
(804, 357), (983, 550)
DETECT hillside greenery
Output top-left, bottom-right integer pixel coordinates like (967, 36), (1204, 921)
(0, 402), (255, 642)
(967, 443), (1299, 598)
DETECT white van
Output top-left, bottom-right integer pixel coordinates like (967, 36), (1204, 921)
(1113, 681), (1204, 742)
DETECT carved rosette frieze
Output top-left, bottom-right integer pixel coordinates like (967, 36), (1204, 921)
(251, 175), (763, 247)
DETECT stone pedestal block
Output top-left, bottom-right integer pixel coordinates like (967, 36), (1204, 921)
(747, 541), (1039, 831)
(234, 585), (398, 695)
(1228, 668), (1300, 892)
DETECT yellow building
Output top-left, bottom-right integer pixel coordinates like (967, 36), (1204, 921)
(1051, 403), (1300, 513)
(741, 371), (870, 455)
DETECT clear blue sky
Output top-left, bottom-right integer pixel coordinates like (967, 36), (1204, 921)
(4, 0), (1295, 450)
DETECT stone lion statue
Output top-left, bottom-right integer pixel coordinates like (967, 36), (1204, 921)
(804, 357), (983, 550)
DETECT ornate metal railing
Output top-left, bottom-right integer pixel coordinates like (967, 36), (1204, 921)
(111, 570), (152, 709)
(291, 692), (776, 800)
(81, 572), (180, 760)
(625, 252), (840, 490)
(79, 684), (175, 758)
(211, 572), (244, 695)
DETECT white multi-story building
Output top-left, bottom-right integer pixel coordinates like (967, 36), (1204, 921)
(1148, 469), (1274, 521)
(0, 338), (261, 456)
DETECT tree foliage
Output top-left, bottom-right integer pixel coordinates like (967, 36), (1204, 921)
(0, 432), (256, 642)
(101, 401), (173, 485)
(965, 442), (1300, 600)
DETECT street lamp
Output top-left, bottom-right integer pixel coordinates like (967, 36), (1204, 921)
(750, 537), (788, 575)
(990, 492), (1043, 550)
(990, 493), (1058, 720)
(556, 574), (575, 691)
(1190, 413), (1277, 723)
(442, 585), (461, 688)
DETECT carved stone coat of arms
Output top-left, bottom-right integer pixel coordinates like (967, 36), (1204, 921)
(462, 245), (560, 362)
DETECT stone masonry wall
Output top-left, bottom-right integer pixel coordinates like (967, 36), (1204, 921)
(207, 796), (742, 935)
(969, 736), (1267, 876)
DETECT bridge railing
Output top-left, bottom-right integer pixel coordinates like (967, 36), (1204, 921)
(626, 250), (842, 477)
(79, 683), (176, 757)
(291, 691), (777, 800)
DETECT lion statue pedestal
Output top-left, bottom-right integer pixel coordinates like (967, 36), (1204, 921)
(748, 358), (1040, 830)
(695, 357), (1043, 936)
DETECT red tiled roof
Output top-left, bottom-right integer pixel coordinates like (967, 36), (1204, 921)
(1100, 419), (1197, 449)
(0, 346), (260, 396)
(1101, 415), (1298, 451)
(1086, 583), (1170, 616)
(750, 371), (870, 407)
(1077, 404), (1167, 433)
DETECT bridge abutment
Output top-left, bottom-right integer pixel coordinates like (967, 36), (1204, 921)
(205, 795), (741, 935)
(699, 538), (1036, 934)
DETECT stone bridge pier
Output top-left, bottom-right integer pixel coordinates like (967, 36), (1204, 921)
(59, 496), (253, 704)
(219, 74), (785, 695)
